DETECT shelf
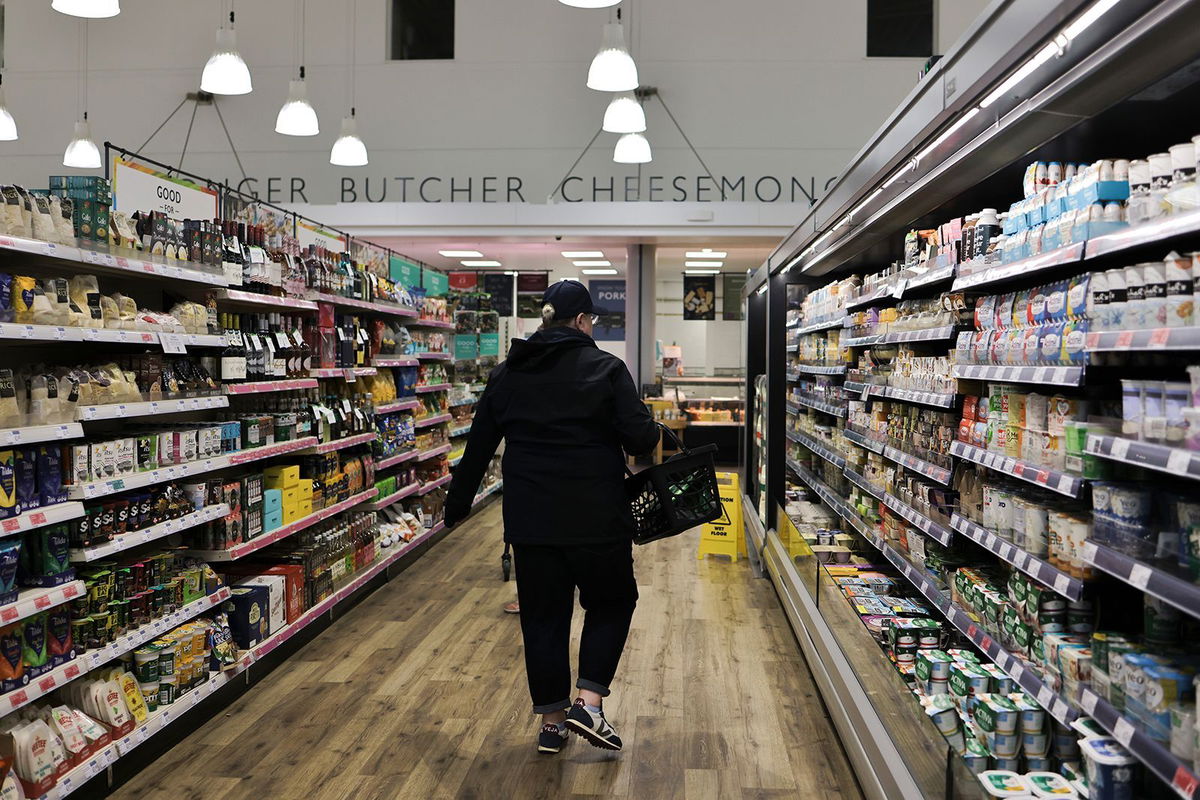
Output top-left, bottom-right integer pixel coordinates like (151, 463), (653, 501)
(449, 424), (472, 437)
(846, 263), (958, 308)
(789, 316), (847, 336)
(877, 493), (953, 546)
(842, 380), (884, 400)
(372, 356), (420, 368)
(951, 364), (1085, 387)
(1085, 434), (1200, 480)
(415, 444), (452, 461)
(0, 423), (82, 446)
(360, 482), (421, 511)
(0, 325), (219, 351)
(69, 503), (231, 563)
(662, 376), (744, 385)
(223, 378), (318, 395)
(449, 396), (477, 408)
(951, 513), (1084, 601)
(298, 431), (377, 455)
(786, 429), (846, 470)
(374, 399), (421, 415)
(792, 364), (847, 376)
(789, 462), (852, 519)
(1078, 688), (1200, 799)
(418, 474), (452, 495)
(37, 737), (119, 799)
(408, 318), (454, 329)
(304, 292), (417, 318)
(687, 420), (742, 427)
(845, 285), (890, 310)
(1087, 327), (1200, 351)
(66, 437), (319, 500)
(880, 386), (957, 409)
(416, 352), (451, 361)
(0, 234), (228, 288)
(842, 466), (883, 499)
(0, 581), (85, 627)
(0, 587), (232, 717)
(882, 445), (953, 486)
(376, 450), (419, 470)
(214, 289), (318, 311)
(790, 394), (847, 418)
(952, 243), (1085, 291)
(473, 480), (503, 505)
(188, 489), (378, 561)
(449, 454), (463, 467)
(310, 367), (377, 379)
(949, 440), (1085, 498)
(415, 383), (452, 394)
(879, 324), (958, 344)
(1081, 540), (1200, 622)
(77, 395), (228, 422)
(785, 344), (799, 353)
(414, 413), (452, 429)
(842, 334), (882, 348)
(0, 502), (85, 539)
(842, 428), (885, 454)
(1082, 206), (1200, 262)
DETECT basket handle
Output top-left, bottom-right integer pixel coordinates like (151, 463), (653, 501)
(656, 421), (718, 459)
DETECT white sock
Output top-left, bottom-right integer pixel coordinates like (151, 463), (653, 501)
(585, 703), (602, 714)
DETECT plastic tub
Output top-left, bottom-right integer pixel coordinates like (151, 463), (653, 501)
(1080, 736), (1138, 800)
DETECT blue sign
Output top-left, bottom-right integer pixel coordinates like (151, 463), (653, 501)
(589, 279), (626, 342)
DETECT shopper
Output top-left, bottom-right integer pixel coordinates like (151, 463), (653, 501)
(444, 279), (659, 755)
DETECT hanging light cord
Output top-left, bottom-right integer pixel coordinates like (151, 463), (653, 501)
(350, 0), (358, 110)
(300, 0), (307, 77)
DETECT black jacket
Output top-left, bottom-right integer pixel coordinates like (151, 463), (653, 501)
(444, 327), (660, 544)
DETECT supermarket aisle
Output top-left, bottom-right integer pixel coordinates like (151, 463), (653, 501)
(110, 503), (862, 800)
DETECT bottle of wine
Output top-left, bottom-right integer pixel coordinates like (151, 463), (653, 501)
(219, 313), (246, 384)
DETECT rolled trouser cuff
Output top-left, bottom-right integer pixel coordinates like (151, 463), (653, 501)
(533, 698), (571, 714)
(576, 678), (611, 697)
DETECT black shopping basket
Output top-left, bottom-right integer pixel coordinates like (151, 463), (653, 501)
(626, 423), (722, 545)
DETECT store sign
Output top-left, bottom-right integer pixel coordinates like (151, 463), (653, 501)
(482, 273), (513, 317)
(449, 272), (479, 291)
(454, 335), (479, 361)
(297, 219), (344, 252)
(479, 332), (500, 357)
(589, 279), (625, 342)
(516, 273), (549, 319)
(390, 255), (422, 289)
(111, 158), (218, 219)
(723, 274), (747, 321)
(683, 276), (717, 321)
(423, 269), (450, 297)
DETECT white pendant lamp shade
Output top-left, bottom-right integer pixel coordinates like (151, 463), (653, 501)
(558, 0), (621, 7)
(275, 78), (319, 136)
(330, 113), (368, 166)
(602, 92), (645, 133)
(614, 132), (651, 164)
(52, 0), (120, 18)
(587, 23), (638, 92)
(63, 119), (101, 169)
(0, 87), (17, 141)
(201, 27), (253, 95)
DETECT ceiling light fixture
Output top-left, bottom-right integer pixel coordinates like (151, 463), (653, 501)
(504, 271), (519, 276)
(602, 92), (646, 133)
(201, 10), (253, 95)
(461, 260), (501, 267)
(685, 260), (722, 268)
(915, 107), (980, 162)
(0, 76), (18, 142)
(613, 132), (651, 164)
(685, 250), (726, 258)
(581, 268), (618, 275)
(64, 21), (99, 168)
(979, 42), (1058, 109)
(331, 0), (368, 165)
(562, 251), (604, 258)
(755, 284), (768, 296)
(685, 269), (720, 275)
(558, 0), (620, 7)
(1064, 0), (1122, 40)
(276, 1), (318, 136)
(587, 19), (638, 92)
(440, 250), (483, 258)
(573, 260), (611, 267)
(52, 0), (120, 18)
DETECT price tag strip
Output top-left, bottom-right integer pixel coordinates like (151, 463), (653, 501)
(414, 414), (453, 430)
(950, 514), (1085, 601)
(950, 364), (1085, 387)
(949, 441), (1084, 498)
(795, 363), (848, 376)
(376, 449), (420, 470)
(1083, 540), (1200, 623)
(794, 394), (848, 418)
(0, 581), (87, 628)
(300, 432), (379, 455)
(882, 446), (953, 486)
(361, 483), (422, 511)
(791, 431), (847, 470)
(372, 357), (420, 368)
(223, 378), (319, 395)
(415, 383), (453, 394)
(880, 324), (957, 345)
(1086, 435), (1200, 481)
(374, 399), (423, 415)
(881, 386), (957, 409)
(880, 495), (953, 545)
(75, 395), (228, 422)
(0, 502), (85, 540)
(415, 444), (452, 461)
(418, 475), (454, 495)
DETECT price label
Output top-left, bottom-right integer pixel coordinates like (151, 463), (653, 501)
(1000, 543), (1014, 560)
(1033, 367), (1049, 382)
(1035, 469), (1050, 484)
(1080, 541), (1098, 563)
(1057, 474), (1076, 494)
(1149, 328), (1171, 347)
(38, 676), (55, 693)
(1112, 716), (1135, 747)
(1127, 563), (1153, 590)
(1036, 685), (1054, 707)
(33, 594), (52, 610)
(160, 333), (186, 354)
(1167, 448), (1192, 474)
(1080, 690), (1098, 716)
(0, 518), (18, 534)
(967, 623), (978, 638)
(142, 263), (156, 273)
(1111, 438), (1130, 460)
(29, 512), (46, 526)
(64, 663), (80, 679)
(1171, 766), (1200, 797)
(0, 607), (17, 623)
(1053, 573), (1072, 595)
(1013, 462), (1026, 477)
(1115, 330), (1135, 349)
(980, 635), (993, 651)
(1010, 663), (1025, 682)
(1086, 331), (1100, 349)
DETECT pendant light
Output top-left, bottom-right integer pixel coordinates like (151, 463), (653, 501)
(276, 1), (318, 135)
(51, 0), (120, 18)
(63, 21), (100, 168)
(613, 132), (651, 164)
(0, 76), (18, 142)
(201, 6), (253, 96)
(331, 0), (368, 166)
(587, 15), (637, 92)
(602, 92), (645, 133)
(558, 0), (620, 7)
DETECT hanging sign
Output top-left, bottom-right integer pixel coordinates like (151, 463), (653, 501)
(454, 334), (479, 361)
(423, 269), (450, 296)
(449, 271), (479, 291)
(296, 219), (344, 252)
(517, 273), (549, 319)
(589, 279), (626, 342)
(479, 332), (501, 357)
(111, 158), (218, 220)
(482, 273), (514, 317)
(683, 275), (717, 320)
(350, 238), (389, 277)
(390, 255), (422, 289)
(723, 274), (747, 320)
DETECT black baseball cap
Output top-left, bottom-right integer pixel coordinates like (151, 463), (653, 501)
(542, 279), (610, 320)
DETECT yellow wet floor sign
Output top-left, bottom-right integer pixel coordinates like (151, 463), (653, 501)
(698, 472), (745, 561)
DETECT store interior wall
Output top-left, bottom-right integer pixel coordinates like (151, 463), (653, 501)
(654, 271), (744, 375)
(2, 0), (986, 202)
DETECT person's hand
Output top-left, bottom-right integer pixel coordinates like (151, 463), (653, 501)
(443, 502), (469, 529)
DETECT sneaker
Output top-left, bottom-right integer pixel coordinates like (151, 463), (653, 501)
(503, 601), (520, 615)
(565, 698), (623, 751)
(537, 722), (569, 754)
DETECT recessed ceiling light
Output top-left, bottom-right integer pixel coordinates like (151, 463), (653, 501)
(581, 268), (618, 275)
(461, 260), (501, 267)
(685, 261), (722, 268)
(685, 250), (727, 258)
(504, 271), (519, 276)
(440, 250), (482, 258)
(685, 269), (721, 275)
(562, 251), (604, 258)
(573, 260), (611, 267)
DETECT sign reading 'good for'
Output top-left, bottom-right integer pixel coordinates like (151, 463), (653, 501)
(111, 158), (218, 220)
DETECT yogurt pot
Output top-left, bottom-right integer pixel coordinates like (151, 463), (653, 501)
(1024, 756), (1053, 773)
(990, 757), (1023, 774)
(1026, 770), (1078, 798)
(978, 769), (1032, 797)
(1022, 731), (1051, 758)
(1080, 736), (1138, 800)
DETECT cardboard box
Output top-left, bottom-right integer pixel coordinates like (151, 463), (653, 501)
(224, 585), (269, 649)
(263, 465), (300, 489)
(235, 575), (286, 635)
(263, 509), (283, 532)
(263, 489), (283, 514)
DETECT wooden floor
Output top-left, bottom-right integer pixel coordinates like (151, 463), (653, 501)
(111, 504), (864, 800)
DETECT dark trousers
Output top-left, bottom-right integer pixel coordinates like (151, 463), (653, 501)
(512, 540), (639, 714)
